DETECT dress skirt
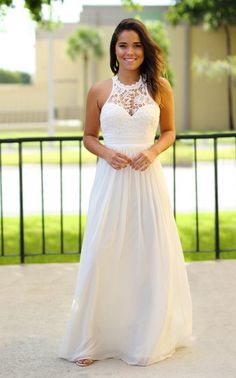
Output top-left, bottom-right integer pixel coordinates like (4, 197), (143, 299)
(58, 142), (192, 366)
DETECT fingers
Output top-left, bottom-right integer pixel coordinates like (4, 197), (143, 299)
(116, 153), (132, 164)
(111, 161), (128, 170)
(108, 151), (131, 170)
(107, 150), (153, 171)
(131, 161), (150, 171)
(131, 154), (143, 166)
(115, 154), (131, 169)
(130, 151), (153, 171)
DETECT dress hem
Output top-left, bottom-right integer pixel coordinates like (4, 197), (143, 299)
(58, 341), (192, 367)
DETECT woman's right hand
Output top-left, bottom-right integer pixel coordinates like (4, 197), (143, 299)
(104, 149), (131, 170)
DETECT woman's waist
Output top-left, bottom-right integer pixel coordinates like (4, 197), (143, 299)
(104, 142), (154, 157)
(103, 135), (155, 146)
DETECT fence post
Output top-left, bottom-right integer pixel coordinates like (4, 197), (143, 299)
(19, 142), (25, 264)
(59, 141), (64, 254)
(213, 138), (220, 259)
(194, 139), (200, 252)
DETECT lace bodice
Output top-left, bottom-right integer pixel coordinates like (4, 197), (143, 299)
(107, 75), (155, 116)
(100, 75), (160, 145)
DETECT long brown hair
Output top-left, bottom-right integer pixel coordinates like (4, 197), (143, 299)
(110, 18), (166, 102)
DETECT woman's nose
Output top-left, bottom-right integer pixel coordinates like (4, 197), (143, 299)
(126, 47), (134, 55)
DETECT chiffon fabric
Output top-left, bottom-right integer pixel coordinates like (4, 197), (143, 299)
(58, 75), (192, 366)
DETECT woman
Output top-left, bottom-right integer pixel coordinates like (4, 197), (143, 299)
(59, 18), (192, 367)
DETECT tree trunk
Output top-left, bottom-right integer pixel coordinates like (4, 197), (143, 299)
(224, 25), (234, 130)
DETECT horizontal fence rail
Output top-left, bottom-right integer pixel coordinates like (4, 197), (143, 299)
(0, 132), (235, 263)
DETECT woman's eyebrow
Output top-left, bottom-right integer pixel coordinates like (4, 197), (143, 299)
(117, 41), (142, 44)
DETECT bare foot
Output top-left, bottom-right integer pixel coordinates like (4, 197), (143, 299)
(75, 358), (95, 367)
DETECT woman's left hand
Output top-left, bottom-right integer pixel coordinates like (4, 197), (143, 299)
(130, 149), (157, 171)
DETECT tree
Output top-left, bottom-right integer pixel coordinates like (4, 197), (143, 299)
(0, 0), (63, 21)
(166, 0), (236, 130)
(122, 0), (142, 11)
(67, 26), (104, 116)
(0, 69), (31, 83)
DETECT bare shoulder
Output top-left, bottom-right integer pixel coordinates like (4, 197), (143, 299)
(157, 77), (174, 109)
(159, 77), (173, 94)
(87, 78), (112, 109)
(88, 78), (112, 96)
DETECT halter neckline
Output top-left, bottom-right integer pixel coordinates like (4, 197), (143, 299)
(113, 75), (143, 89)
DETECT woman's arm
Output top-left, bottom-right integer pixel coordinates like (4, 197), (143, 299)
(83, 82), (131, 169)
(130, 77), (175, 171)
(83, 83), (108, 159)
(149, 77), (176, 156)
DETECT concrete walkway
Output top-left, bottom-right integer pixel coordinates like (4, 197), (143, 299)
(0, 260), (235, 378)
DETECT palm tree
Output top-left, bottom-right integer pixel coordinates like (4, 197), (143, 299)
(67, 26), (104, 116)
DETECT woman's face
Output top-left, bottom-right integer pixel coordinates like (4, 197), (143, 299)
(115, 30), (144, 73)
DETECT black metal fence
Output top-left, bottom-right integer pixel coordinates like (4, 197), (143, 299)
(0, 132), (235, 263)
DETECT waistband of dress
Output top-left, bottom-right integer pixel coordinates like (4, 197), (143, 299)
(105, 143), (152, 147)
(104, 138), (154, 147)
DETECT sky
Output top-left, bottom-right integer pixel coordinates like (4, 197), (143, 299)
(0, 0), (171, 74)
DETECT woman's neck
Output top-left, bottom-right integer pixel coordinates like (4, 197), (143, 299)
(117, 70), (141, 85)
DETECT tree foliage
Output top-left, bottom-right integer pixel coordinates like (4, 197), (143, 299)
(122, 0), (236, 30)
(122, 0), (142, 11)
(0, 0), (63, 21)
(67, 26), (104, 115)
(0, 68), (31, 83)
(166, 0), (236, 30)
(67, 27), (104, 62)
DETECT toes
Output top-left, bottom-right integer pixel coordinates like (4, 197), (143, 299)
(75, 358), (94, 366)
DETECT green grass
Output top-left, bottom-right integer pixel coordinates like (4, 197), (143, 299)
(1, 145), (97, 165)
(159, 138), (235, 166)
(1, 214), (86, 252)
(0, 211), (235, 265)
(176, 211), (236, 261)
(0, 130), (97, 165)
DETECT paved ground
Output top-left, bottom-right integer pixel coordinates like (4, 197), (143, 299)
(3, 161), (236, 216)
(0, 260), (235, 378)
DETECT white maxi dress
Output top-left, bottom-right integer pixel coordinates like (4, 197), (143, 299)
(58, 75), (193, 366)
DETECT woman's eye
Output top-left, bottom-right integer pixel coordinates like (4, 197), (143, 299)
(117, 43), (142, 48)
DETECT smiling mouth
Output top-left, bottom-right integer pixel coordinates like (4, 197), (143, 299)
(124, 58), (137, 62)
